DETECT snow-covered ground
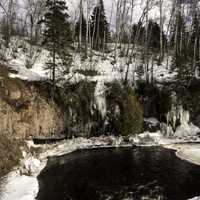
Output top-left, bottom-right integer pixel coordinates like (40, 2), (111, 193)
(0, 172), (38, 200)
(8, 49), (49, 81)
(5, 38), (176, 84)
(4, 38), (177, 117)
(3, 38), (50, 81)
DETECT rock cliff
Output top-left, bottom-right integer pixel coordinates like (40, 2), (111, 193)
(0, 65), (67, 139)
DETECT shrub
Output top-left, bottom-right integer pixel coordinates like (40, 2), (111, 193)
(119, 89), (143, 136)
(106, 82), (143, 136)
(0, 135), (22, 177)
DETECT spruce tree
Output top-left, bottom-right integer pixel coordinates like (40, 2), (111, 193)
(40, 0), (72, 96)
(131, 21), (166, 50)
(131, 22), (145, 46)
(147, 20), (166, 51)
(90, 0), (110, 50)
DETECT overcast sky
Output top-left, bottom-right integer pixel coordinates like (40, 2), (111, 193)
(13, 0), (173, 31)
(66, 0), (173, 30)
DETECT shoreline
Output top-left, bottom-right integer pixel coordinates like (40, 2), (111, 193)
(163, 143), (200, 166)
(1, 134), (200, 200)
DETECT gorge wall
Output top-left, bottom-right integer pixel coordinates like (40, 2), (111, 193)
(1, 63), (200, 139)
(0, 65), (67, 139)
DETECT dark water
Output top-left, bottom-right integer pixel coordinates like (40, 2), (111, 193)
(37, 147), (200, 200)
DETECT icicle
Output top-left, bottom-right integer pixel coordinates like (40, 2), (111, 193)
(94, 81), (107, 118)
(164, 92), (191, 137)
(162, 86), (200, 138)
(178, 105), (190, 128)
(166, 112), (170, 137)
(164, 91), (177, 137)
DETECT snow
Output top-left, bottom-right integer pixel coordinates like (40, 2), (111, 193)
(8, 60), (46, 81)
(0, 172), (38, 200)
(189, 197), (200, 200)
(7, 48), (49, 81)
(23, 158), (41, 175)
(5, 41), (48, 81)
(165, 144), (200, 167)
(144, 117), (159, 125)
(94, 80), (107, 118)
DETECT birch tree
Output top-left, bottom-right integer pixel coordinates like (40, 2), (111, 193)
(0, 0), (17, 47)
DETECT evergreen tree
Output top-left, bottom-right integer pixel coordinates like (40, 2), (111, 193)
(131, 22), (145, 46)
(40, 0), (72, 96)
(131, 21), (166, 50)
(147, 20), (166, 50)
(75, 13), (87, 46)
(90, 0), (110, 50)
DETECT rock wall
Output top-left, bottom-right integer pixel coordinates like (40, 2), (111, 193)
(0, 66), (67, 139)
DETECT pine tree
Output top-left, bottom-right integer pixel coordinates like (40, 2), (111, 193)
(75, 13), (87, 46)
(90, 0), (110, 50)
(40, 0), (72, 97)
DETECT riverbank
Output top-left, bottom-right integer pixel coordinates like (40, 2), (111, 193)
(1, 133), (200, 200)
(164, 143), (200, 166)
(0, 136), (125, 200)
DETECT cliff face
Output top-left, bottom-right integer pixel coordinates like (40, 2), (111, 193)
(0, 66), (67, 139)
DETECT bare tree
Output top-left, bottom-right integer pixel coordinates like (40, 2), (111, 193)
(159, 0), (163, 60)
(24, 0), (45, 44)
(0, 0), (17, 47)
(78, 0), (83, 49)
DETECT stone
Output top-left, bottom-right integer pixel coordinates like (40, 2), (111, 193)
(0, 79), (67, 139)
(9, 90), (22, 100)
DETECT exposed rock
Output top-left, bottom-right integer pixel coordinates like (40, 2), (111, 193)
(144, 118), (160, 132)
(0, 65), (67, 139)
(136, 82), (171, 122)
(9, 90), (22, 100)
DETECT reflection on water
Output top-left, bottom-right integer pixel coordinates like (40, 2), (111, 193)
(37, 147), (200, 200)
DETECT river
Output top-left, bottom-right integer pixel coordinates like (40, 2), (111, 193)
(37, 147), (200, 200)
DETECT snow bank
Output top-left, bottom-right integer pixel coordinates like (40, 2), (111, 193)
(0, 172), (38, 200)
(164, 144), (200, 166)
